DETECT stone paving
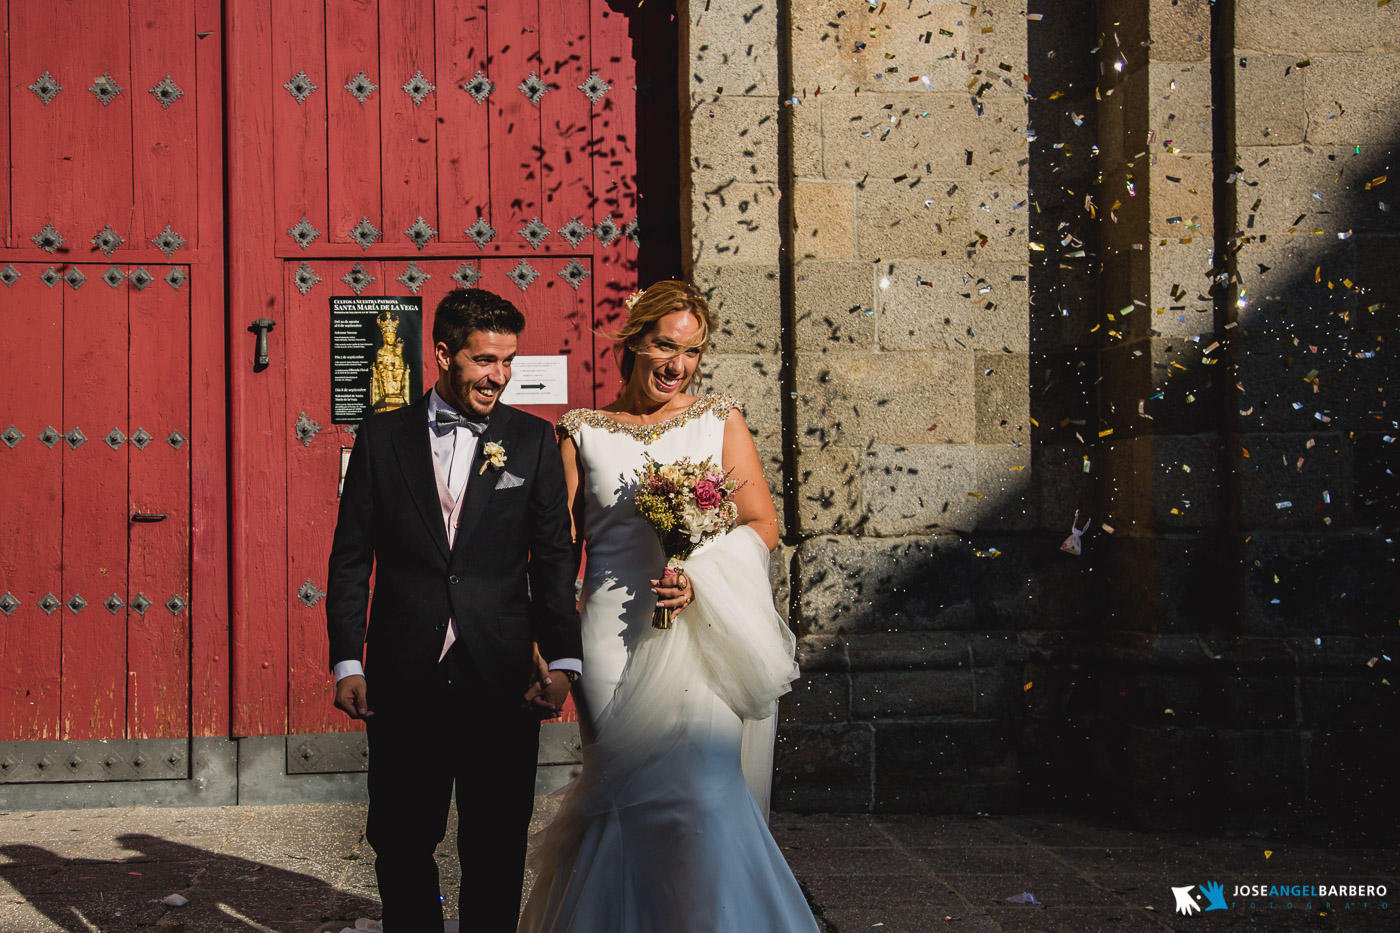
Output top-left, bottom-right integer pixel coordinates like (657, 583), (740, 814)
(0, 801), (1393, 932)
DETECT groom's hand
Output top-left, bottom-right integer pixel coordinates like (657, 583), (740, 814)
(334, 674), (374, 719)
(529, 673), (571, 717)
(522, 645), (571, 715)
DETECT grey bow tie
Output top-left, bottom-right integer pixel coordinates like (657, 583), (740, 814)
(433, 409), (488, 437)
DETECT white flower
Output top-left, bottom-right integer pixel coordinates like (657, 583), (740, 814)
(479, 440), (507, 474)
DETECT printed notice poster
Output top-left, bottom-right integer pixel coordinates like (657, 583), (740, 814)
(500, 355), (569, 405)
(330, 296), (423, 424)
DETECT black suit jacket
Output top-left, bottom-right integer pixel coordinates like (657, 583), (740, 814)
(325, 393), (581, 712)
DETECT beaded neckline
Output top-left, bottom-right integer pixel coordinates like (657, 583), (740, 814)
(558, 394), (739, 444)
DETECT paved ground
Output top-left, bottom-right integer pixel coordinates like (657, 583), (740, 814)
(0, 800), (1393, 932)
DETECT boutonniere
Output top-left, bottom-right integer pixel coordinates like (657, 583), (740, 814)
(479, 441), (507, 474)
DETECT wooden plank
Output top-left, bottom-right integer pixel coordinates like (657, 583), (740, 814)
(284, 260), (377, 737)
(271, 0), (329, 257)
(126, 265), (191, 739)
(434, 0), (491, 243)
(60, 267), (130, 740)
(226, 0), (290, 737)
(325, 0), (383, 244)
(378, 0), (440, 250)
(131, 0), (199, 257)
(0, 0), (10, 246)
(0, 266), (65, 740)
(191, 0), (230, 738)
(589, 0), (637, 405)
(539, 0), (592, 252)
(488, 0), (543, 248)
(73, 0), (137, 255)
(7, 1), (85, 248)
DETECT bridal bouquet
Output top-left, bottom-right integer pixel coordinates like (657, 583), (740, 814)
(633, 455), (741, 628)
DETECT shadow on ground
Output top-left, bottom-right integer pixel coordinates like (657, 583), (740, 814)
(0, 833), (379, 932)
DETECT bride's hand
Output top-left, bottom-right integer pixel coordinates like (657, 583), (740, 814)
(651, 569), (694, 613)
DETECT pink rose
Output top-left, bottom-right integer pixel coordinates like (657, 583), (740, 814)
(693, 479), (722, 510)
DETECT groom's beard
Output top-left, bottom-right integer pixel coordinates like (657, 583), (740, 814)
(452, 378), (505, 418)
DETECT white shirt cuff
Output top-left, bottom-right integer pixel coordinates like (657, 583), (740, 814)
(332, 660), (364, 683)
(547, 658), (582, 675)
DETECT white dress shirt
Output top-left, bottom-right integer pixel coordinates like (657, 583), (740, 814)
(334, 388), (580, 683)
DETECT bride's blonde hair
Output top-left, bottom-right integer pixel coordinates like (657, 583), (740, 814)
(613, 281), (717, 389)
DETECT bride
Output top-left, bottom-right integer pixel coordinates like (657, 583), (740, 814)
(518, 281), (820, 932)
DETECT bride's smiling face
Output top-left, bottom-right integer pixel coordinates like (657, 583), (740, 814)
(627, 310), (705, 405)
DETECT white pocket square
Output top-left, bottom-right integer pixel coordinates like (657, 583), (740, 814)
(495, 471), (525, 490)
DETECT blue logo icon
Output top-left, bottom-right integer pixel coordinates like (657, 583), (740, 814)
(1172, 882), (1229, 914)
(1199, 881), (1229, 911)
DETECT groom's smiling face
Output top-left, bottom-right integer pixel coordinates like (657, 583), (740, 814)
(434, 329), (517, 418)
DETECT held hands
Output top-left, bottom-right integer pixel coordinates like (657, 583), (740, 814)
(651, 569), (694, 613)
(522, 642), (572, 717)
(334, 674), (373, 720)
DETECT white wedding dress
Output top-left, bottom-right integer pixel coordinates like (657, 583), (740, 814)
(518, 395), (819, 933)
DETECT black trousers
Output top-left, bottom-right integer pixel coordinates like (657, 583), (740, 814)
(365, 648), (540, 932)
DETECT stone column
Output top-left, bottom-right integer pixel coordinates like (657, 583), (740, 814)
(1090, 0), (1233, 821)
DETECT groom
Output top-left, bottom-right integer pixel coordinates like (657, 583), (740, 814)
(326, 287), (581, 931)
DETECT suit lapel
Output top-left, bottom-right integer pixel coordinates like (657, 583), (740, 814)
(451, 404), (514, 561)
(392, 394), (452, 562)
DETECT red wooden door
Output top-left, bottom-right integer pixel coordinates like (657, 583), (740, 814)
(227, 0), (671, 737)
(0, 0), (228, 744)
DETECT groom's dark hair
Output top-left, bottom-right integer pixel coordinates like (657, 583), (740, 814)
(433, 288), (527, 354)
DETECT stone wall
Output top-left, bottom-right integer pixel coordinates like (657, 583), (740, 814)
(685, 0), (1398, 836)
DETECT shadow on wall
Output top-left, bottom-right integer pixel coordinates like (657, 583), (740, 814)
(776, 0), (1399, 845)
(0, 834), (379, 930)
